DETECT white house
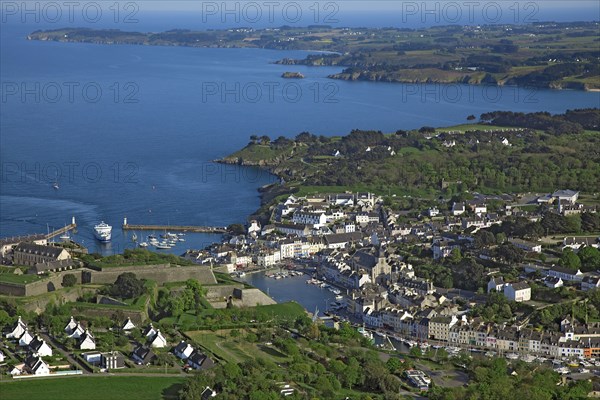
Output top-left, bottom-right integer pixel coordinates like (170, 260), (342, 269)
(503, 282), (531, 302)
(509, 238), (542, 253)
(487, 276), (505, 293)
(30, 359), (50, 375)
(547, 266), (583, 282)
(362, 309), (383, 329)
(78, 330), (96, 350)
(29, 336), (52, 357)
(247, 220), (261, 237)
(122, 318), (136, 331)
(144, 323), (157, 339)
(257, 250), (281, 267)
(292, 211), (327, 228)
(18, 329), (34, 346)
(355, 212), (370, 225)
(452, 202), (466, 216)
(279, 239), (310, 260)
(552, 190), (579, 205)
(82, 352), (102, 364)
(173, 341), (195, 360)
(68, 323), (85, 339)
(544, 276), (563, 289)
(149, 330), (167, 348)
(428, 207), (440, 217)
(64, 316), (78, 334)
(0, 350), (5, 363)
(10, 364), (24, 376)
(6, 316), (27, 339)
(562, 237), (600, 250)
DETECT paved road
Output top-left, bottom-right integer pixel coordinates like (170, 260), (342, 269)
(40, 333), (92, 374)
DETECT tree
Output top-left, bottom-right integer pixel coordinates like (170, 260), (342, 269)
(496, 244), (525, 263)
(581, 212), (600, 232)
(227, 223), (246, 235)
(385, 357), (402, 373)
(246, 332), (258, 343)
(578, 246), (600, 272)
(342, 357), (361, 389)
(109, 273), (145, 299)
(409, 346), (422, 358)
(560, 248), (582, 270)
(315, 375), (334, 397)
(154, 352), (174, 366)
(474, 230), (496, 248)
(449, 248), (462, 263)
(308, 322), (320, 340)
(62, 273), (77, 287)
(496, 232), (507, 245)
(467, 114), (476, 120)
(0, 309), (11, 329)
(115, 335), (129, 347)
(223, 362), (242, 380)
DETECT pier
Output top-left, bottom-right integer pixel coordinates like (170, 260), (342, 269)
(46, 217), (77, 239)
(122, 219), (227, 234)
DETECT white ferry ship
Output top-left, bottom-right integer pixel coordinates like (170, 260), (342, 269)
(93, 221), (112, 242)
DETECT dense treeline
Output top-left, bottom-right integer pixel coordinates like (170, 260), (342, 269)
(256, 109), (600, 195)
(481, 108), (599, 133)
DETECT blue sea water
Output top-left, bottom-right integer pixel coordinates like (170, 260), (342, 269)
(1, 11), (599, 255)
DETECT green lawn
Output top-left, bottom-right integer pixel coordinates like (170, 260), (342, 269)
(252, 302), (306, 319)
(0, 376), (185, 400)
(0, 273), (43, 284)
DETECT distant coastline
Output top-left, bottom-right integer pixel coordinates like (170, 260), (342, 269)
(27, 21), (600, 91)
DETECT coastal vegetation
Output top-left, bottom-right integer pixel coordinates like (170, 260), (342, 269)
(28, 21), (600, 90)
(220, 109), (600, 204)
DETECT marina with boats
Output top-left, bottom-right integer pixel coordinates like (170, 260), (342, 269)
(144, 231), (187, 250)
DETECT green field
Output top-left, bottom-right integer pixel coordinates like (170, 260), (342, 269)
(0, 376), (185, 400)
(187, 329), (290, 364)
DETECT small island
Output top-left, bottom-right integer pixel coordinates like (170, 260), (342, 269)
(281, 72), (305, 79)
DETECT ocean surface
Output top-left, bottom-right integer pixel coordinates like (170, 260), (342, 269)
(1, 14), (599, 255)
